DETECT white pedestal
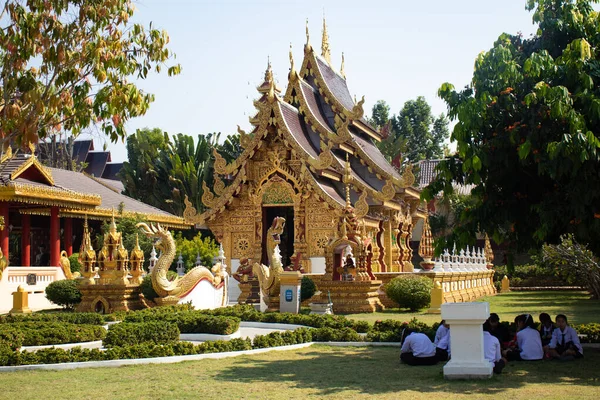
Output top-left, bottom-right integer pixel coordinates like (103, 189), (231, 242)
(279, 271), (302, 314)
(442, 302), (493, 380)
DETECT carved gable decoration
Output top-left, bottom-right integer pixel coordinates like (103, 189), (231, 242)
(262, 178), (294, 205)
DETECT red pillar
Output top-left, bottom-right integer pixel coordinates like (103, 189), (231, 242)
(64, 217), (73, 256)
(50, 206), (60, 266)
(21, 214), (30, 266)
(0, 202), (9, 261)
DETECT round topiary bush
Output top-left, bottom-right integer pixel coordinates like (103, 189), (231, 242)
(68, 253), (82, 273)
(140, 271), (179, 301)
(384, 275), (433, 311)
(45, 279), (82, 310)
(300, 276), (317, 302)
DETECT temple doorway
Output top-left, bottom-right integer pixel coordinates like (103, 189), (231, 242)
(261, 206), (294, 267)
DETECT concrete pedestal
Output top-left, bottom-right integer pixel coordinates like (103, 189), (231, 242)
(442, 302), (493, 379)
(279, 271), (302, 314)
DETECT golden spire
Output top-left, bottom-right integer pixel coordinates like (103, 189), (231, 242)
(340, 52), (346, 79)
(289, 43), (297, 81)
(109, 208), (117, 233)
(305, 18), (310, 45)
(321, 16), (331, 64)
(264, 57), (273, 83)
(267, 73), (276, 103)
(135, 233), (140, 250)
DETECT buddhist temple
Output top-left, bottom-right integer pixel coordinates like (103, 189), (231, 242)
(184, 21), (429, 311)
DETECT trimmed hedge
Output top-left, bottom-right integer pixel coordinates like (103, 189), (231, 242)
(45, 279), (82, 309)
(384, 276), (433, 311)
(103, 321), (180, 348)
(0, 322), (105, 346)
(122, 308), (240, 335)
(493, 264), (567, 287)
(367, 318), (438, 342)
(0, 312), (104, 325)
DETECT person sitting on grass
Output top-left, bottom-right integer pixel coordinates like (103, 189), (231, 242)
(483, 321), (508, 374)
(435, 326), (451, 362)
(434, 319), (449, 346)
(544, 314), (583, 361)
(503, 314), (544, 361)
(487, 313), (511, 348)
(538, 312), (556, 347)
(400, 328), (439, 366)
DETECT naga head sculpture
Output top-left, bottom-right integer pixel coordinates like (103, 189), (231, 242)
(268, 216), (286, 245)
(136, 222), (171, 252)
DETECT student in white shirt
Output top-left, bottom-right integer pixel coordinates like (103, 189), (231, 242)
(435, 327), (451, 361)
(504, 314), (544, 361)
(434, 320), (449, 346)
(483, 321), (507, 374)
(544, 314), (583, 360)
(400, 329), (439, 366)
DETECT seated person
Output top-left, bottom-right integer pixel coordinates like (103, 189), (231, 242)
(483, 321), (507, 374)
(503, 314), (544, 361)
(434, 320), (449, 346)
(435, 327), (451, 362)
(544, 314), (583, 360)
(487, 313), (511, 348)
(400, 329), (439, 366)
(538, 312), (556, 347)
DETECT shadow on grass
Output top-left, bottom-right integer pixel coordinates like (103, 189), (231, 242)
(213, 346), (600, 397)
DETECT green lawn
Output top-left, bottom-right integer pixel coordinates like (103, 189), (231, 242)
(1, 345), (598, 399)
(344, 291), (600, 325)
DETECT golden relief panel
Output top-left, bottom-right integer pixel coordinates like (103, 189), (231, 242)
(232, 232), (253, 259)
(308, 229), (334, 257)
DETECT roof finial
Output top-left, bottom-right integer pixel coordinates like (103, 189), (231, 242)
(321, 15), (331, 64)
(340, 52), (346, 79)
(264, 56), (273, 83)
(267, 74), (276, 103)
(110, 208), (117, 233)
(289, 43), (297, 81)
(305, 18), (310, 46)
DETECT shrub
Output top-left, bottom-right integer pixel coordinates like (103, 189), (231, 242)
(0, 312), (104, 325)
(0, 322), (105, 346)
(122, 307), (240, 335)
(45, 280), (82, 309)
(173, 231), (219, 270)
(575, 323), (600, 343)
(300, 276), (317, 302)
(68, 253), (82, 273)
(368, 318), (436, 342)
(103, 321), (180, 347)
(312, 327), (362, 342)
(140, 271), (179, 301)
(384, 275), (433, 311)
(493, 264), (565, 287)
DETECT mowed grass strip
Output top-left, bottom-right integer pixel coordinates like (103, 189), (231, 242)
(344, 291), (600, 325)
(0, 345), (598, 399)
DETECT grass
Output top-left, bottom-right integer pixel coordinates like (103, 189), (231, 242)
(344, 291), (600, 325)
(0, 345), (598, 399)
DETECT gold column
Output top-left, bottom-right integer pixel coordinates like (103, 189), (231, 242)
(370, 227), (381, 272)
(293, 200), (309, 271)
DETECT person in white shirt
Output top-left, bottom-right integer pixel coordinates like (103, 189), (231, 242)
(400, 329), (439, 366)
(503, 314), (544, 361)
(435, 327), (451, 361)
(544, 314), (583, 360)
(434, 320), (449, 346)
(483, 322), (507, 373)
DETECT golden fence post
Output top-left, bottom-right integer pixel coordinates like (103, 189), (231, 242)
(501, 275), (510, 292)
(427, 280), (443, 314)
(10, 285), (32, 314)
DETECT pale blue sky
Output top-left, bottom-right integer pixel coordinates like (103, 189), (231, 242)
(97, 0), (538, 162)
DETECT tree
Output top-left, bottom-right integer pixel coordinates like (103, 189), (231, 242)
(0, 0), (181, 151)
(37, 134), (87, 171)
(424, 0), (600, 257)
(371, 97), (449, 165)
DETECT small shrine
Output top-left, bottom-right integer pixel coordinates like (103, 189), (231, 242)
(77, 214), (145, 313)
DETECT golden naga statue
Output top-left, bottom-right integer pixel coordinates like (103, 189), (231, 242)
(252, 216), (285, 299)
(59, 250), (75, 279)
(136, 223), (226, 304)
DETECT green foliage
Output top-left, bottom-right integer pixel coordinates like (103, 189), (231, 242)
(122, 307), (240, 335)
(540, 234), (600, 298)
(372, 97), (450, 164)
(0, 312), (104, 325)
(384, 276), (433, 311)
(425, 0), (600, 257)
(367, 318), (437, 342)
(492, 264), (566, 287)
(45, 280), (82, 310)
(576, 323), (600, 343)
(0, 322), (105, 346)
(300, 276), (317, 302)
(120, 129), (242, 215)
(173, 231), (219, 270)
(0, 0), (180, 148)
(68, 253), (81, 274)
(103, 321), (180, 348)
(140, 271), (179, 301)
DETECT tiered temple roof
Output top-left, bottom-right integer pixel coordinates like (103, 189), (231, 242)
(186, 21), (425, 227)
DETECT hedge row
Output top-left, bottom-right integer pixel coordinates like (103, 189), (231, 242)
(0, 312), (104, 325)
(103, 321), (179, 348)
(0, 323), (106, 347)
(121, 307), (240, 335)
(493, 264), (567, 287)
(0, 326), (367, 366)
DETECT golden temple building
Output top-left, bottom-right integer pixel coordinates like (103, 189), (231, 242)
(184, 21), (427, 312)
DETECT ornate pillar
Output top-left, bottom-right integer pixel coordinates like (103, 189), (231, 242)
(64, 217), (73, 256)
(49, 206), (60, 266)
(0, 202), (9, 261)
(370, 227), (381, 273)
(21, 214), (30, 266)
(376, 220), (387, 272)
(292, 200), (308, 271)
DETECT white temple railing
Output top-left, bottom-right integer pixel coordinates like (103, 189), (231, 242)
(430, 244), (489, 272)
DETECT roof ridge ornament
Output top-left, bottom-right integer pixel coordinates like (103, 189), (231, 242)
(344, 153), (352, 209)
(264, 57), (273, 83)
(340, 52), (346, 79)
(321, 16), (331, 64)
(289, 43), (298, 81)
(305, 18), (312, 52)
